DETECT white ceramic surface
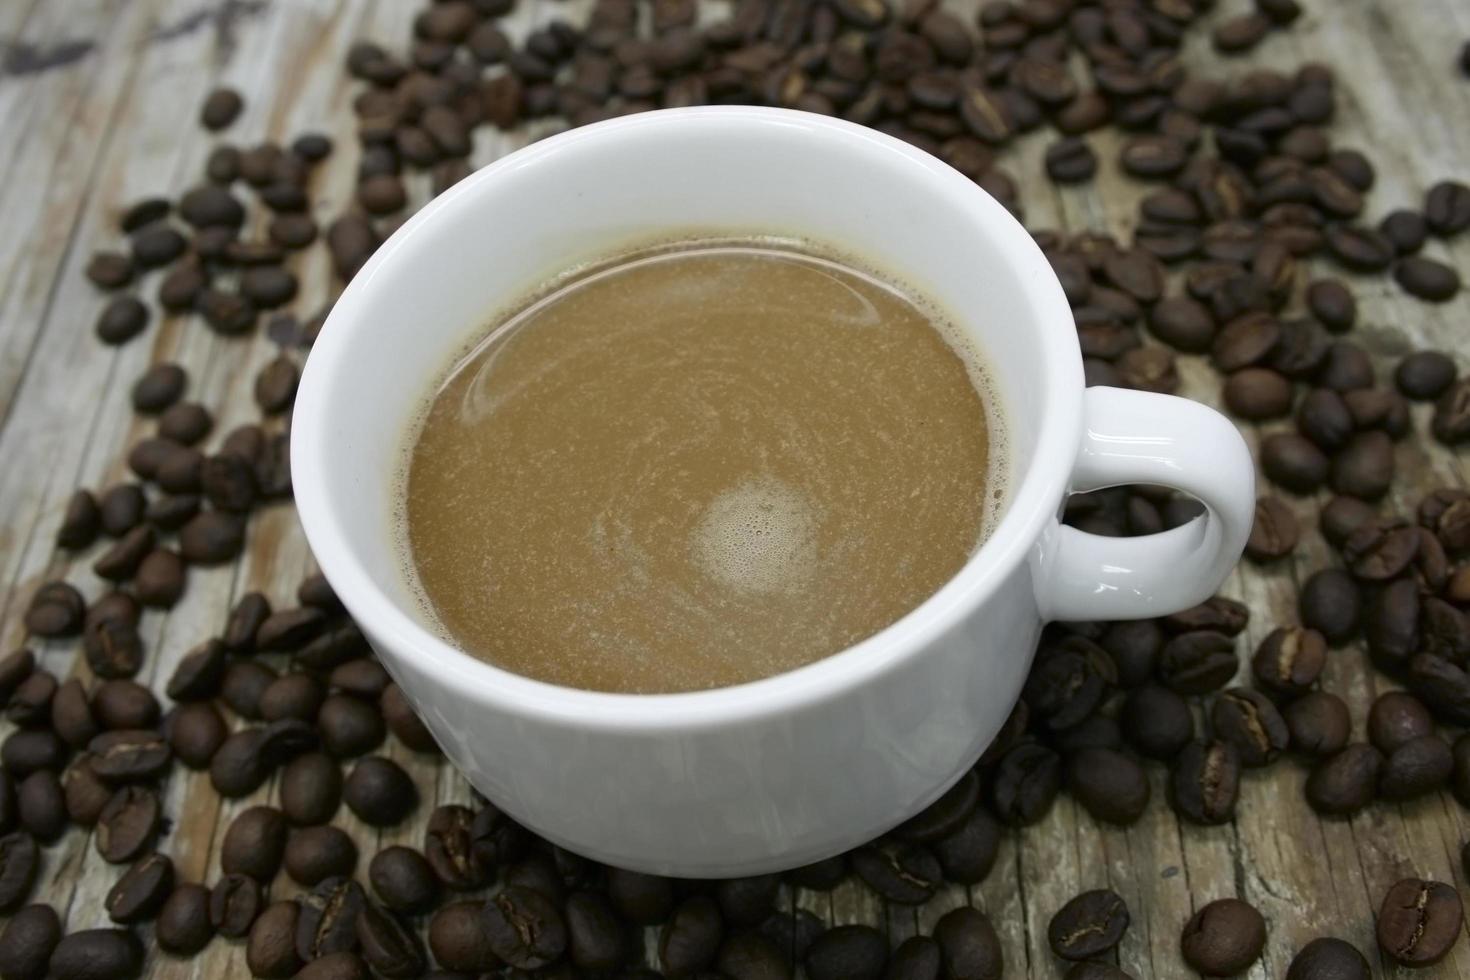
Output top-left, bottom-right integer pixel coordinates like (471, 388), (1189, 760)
(292, 107), (1255, 877)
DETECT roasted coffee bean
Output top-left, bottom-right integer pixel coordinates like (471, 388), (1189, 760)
(95, 296), (149, 345)
(209, 727), (272, 797)
(179, 510), (246, 564)
(91, 681), (158, 731)
(0, 834), (37, 912)
(96, 785), (158, 863)
(1181, 899), (1265, 976)
(257, 607), (328, 652)
(0, 649), (33, 709)
(933, 906), (1002, 980)
(221, 805), (287, 882)
(1120, 135), (1188, 177)
(1212, 688), (1288, 767)
(989, 742), (1061, 825)
(1380, 208), (1429, 254)
(343, 756), (416, 826)
(1147, 297), (1215, 352)
(157, 401), (211, 445)
(1408, 652), (1470, 725)
(380, 685), (438, 753)
(928, 804), (1000, 885)
(1394, 255), (1461, 301)
(1322, 495), (1378, 547)
(354, 902), (426, 979)
(286, 826), (359, 886)
(1325, 224), (1395, 271)
(17, 771), (65, 842)
(56, 490), (100, 549)
(7, 672), (56, 731)
(1343, 521), (1419, 581)
(221, 663), (275, 718)
(1024, 647), (1105, 731)
(1284, 691), (1351, 757)
(145, 493), (198, 531)
(422, 805), (483, 890)
(294, 951), (367, 980)
(1045, 137), (1096, 183)
(1318, 341), (1375, 392)
(275, 753), (341, 829)
(1425, 179), (1470, 236)
(1306, 743), (1381, 815)
(207, 873), (261, 940)
(884, 935), (941, 980)
(1246, 496), (1299, 561)
(105, 851), (173, 924)
(165, 638), (226, 703)
(0, 903), (60, 980)
(1378, 877), (1462, 966)
(1298, 388), (1353, 452)
(1306, 278), (1356, 332)
(1166, 598), (1250, 636)
(248, 901), (303, 978)
(201, 87), (244, 129)
(1379, 734), (1453, 799)
(1433, 378), (1470, 444)
(156, 882), (213, 955)
(180, 183), (246, 229)
(86, 250), (133, 289)
(1121, 685), (1193, 759)
(93, 525), (154, 581)
(331, 659), (388, 700)
(1299, 569), (1360, 643)
(24, 582), (84, 637)
(425, 900), (497, 972)
(479, 883), (567, 970)
(1368, 691), (1434, 753)
(1065, 748), (1148, 825)
(1286, 937), (1370, 980)
(89, 730), (169, 782)
(223, 591), (270, 653)
(1048, 889), (1129, 961)
(1224, 366), (1292, 418)
(851, 845), (939, 904)
(319, 695), (386, 757)
(48, 929), (143, 980)
(1261, 433), (1329, 493)
(295, 875), (364, 961)
(130, 224), (187, 269)
(259, 673), (324, 724)
(805, 924), (885, 980)
(51, 680), (97, 748)
(134, 548), (185, 606)
(1396, 350), (1457, 400)
(61, 757), (110, 827)
(167, 701), (226, 770)
(200, 453), (257, 513)
(1157, 631), (1237, 694)
(1170, 740), (1240, 825)
(1, 730), (65, 776)
(369, 846), (438, 915)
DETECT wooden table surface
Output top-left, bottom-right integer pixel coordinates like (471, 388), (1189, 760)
(2, 0), (1470, 976)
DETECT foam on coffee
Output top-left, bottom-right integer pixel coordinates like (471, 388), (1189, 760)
(397, 238), (1007, 694)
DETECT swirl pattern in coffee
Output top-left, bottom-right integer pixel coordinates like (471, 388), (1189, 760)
(401, 240), (1002, 693)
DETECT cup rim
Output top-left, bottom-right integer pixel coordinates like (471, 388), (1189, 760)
(292, 106), (1081, 730)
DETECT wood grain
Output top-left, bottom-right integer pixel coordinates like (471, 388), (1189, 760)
(0, 0), (1469, 976)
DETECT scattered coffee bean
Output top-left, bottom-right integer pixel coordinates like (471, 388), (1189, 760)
(427, 899), (499, 972)
(370, 846), (439, 915)
(1395, 255), (1461, 300)
(1286, 937), (1370, 980)
(1246, 496), (1299, 561)
(1181, 899), (1265, 976)
(1170, 740), (1240, 825)
(1377, 877), (1462, 966)
(343, 756), (417, 826)
(0, 903), (59, 980)
(1048, 889), (1129, 961)
(1306, 743), (1382, 815)
(48, 929), (143, 980)
(1424, 180), (1470, 236)
(106, 851), (173, 924)
(1066, 748), (1149, 825)
(933, 906), (1002, 980)
(1284, 692), (1351, 757)
(805, 923), (885, 980)
(156, 883), (214, 955)
(201, 87), (244, 129)
(247, 901), (303, 978)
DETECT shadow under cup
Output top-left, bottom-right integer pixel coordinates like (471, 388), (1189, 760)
(292, 107), (1081, 875)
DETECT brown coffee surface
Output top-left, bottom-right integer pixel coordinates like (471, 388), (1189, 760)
(403, 242), (997, 693)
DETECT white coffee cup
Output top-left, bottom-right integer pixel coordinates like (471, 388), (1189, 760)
(292, 106), (1255, 877)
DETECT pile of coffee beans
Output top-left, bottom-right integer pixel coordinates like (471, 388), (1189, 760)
(6, 0), (1468, 975)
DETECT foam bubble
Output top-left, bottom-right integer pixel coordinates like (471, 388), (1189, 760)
(691, 477), (818, 595)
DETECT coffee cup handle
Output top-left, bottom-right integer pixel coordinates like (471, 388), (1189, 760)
(1036, 386), (1255, 622)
